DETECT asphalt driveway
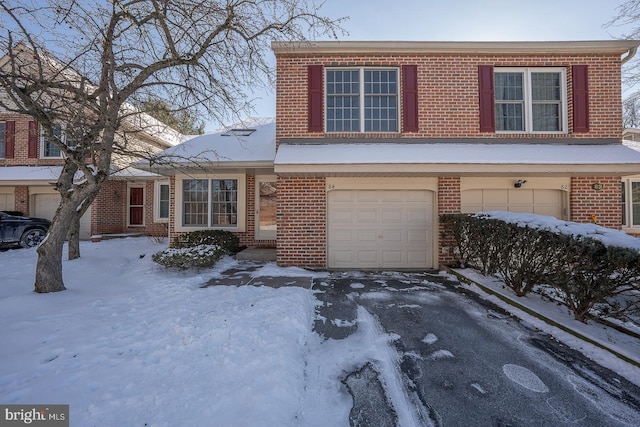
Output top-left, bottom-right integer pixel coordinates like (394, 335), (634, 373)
(312, 271), (640, 427)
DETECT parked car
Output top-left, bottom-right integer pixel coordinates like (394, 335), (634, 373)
(0, 211), (51, 248)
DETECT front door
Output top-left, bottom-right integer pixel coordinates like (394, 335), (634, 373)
(255, 176), (277, 240)
(129, 187), (144, 226)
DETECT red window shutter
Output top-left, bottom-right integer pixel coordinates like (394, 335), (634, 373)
(572, 65), (589, 133)
(5, 121), (15, 158)
(308, 65), (324, 132)
(478, 65), (495, 133)
(402, 65), (419, 132)
(28, 121), (39, 158)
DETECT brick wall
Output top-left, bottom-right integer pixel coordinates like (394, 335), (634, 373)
(0, 113), (65, 166)
(570, 176), (622, 229)
(437, 177), (461, 266)
(276, 176), (326, 268)
(275, 53), (622, 143)
(14, 186), (29, 214)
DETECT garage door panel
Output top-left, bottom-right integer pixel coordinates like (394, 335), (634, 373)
(461, 188), (564, 220)
(534, 190), (562, 204)
(407, 209), (428, 222)
(330, 209), (355, 223)
(484, 189), (509, 204)
(328, 189), (433, 269)
(357, 229), (378, 242)
(534, 206), (561, 216)
(357, 209), (378, 223)
(381, 209), (402, 223)
(509, 190), (534, 204)
(381, 229), (402, 243)
(357, 191), (378, 202)
(0, 192), (15, 211)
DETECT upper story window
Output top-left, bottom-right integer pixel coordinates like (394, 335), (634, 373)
(41, 124), (79, 158)
(0, 122), (5, 159)
(326, 68), (399, 133)
(494, 67), (567, 133)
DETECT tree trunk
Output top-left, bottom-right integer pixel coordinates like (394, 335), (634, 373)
(34, 207), (70, 293)
(67, 215), (80, 261)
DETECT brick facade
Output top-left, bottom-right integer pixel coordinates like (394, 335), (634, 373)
(570, 176), (622, 229)
(275, 53), (622, 143)
(276, 176), (326, 268)
(272, 42), (633, 269)
(438, 177), (461, 266)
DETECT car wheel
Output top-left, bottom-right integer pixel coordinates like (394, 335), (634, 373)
(20, 228), (47, 248)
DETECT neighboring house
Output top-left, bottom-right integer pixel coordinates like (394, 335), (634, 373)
(0, 48), (182, 239)
(143, 40), (640, 271)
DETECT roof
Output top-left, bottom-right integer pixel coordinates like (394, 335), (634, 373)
(0, 166), (62, 182)
(0, 165), (161, 182)
(274, 142), (640, 176)
(272, 40), (640, 56)
(137, 117), (276, 174)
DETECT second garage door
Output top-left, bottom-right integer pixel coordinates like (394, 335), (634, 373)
(328, 190), (434, 269)
(461, 189), (565, 219)
(34, 193), (92, 240)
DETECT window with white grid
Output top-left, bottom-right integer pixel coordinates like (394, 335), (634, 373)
(326, 68), (398, 133)
(494, 67), (567, 133)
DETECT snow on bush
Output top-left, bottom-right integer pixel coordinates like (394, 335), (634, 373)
(482, 211), (640, 252)
(152, 244), (225, 270)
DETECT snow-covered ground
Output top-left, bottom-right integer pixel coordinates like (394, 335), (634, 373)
(0, 238), (411, 426)
(1, 228), (640, 426)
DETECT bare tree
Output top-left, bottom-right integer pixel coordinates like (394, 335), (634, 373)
(608, 0), (640, 126)
(0, 0), (343, 293)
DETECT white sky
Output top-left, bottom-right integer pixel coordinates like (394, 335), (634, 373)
(228, 0), (636, 131)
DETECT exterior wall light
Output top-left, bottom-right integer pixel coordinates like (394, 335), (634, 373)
(514, 180), (527, 188)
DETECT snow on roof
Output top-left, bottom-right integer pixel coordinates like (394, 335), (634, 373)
(274, 142), (640, 165)
(0, 166), (62, 181)
(149, 117), (275, 165)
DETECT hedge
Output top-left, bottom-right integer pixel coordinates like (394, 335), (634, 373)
(441, 213), (640, 323)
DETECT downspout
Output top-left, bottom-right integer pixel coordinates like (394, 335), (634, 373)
(622, 46), (637, 64)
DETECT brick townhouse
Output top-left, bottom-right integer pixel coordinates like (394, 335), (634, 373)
(270, 40), (640, 270)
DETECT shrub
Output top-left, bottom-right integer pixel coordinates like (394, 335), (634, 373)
(152, 244), (225, 270)
(152, 230), (239, 270)
(173, 229), (239, 253)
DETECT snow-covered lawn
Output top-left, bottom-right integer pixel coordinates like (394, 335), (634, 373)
(0, 238), (404, 426)
(2, 234), (640, 426)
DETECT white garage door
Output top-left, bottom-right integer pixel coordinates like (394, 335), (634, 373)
(0, 190), (15, 211)
(328, 190), (434, 269)
(34, 193), (92, 240)
(461, 189), (564, 218)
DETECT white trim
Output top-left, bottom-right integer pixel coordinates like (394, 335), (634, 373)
(622, 179), (640, 229)
(494, 67), (568, 135)
(154, 180), (170, 223)
(174, 173), (246, 233)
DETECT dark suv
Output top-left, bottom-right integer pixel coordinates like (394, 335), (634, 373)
(0, 211), (51, 248)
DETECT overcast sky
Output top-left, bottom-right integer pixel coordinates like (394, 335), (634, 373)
(215, 0), (636, 129)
